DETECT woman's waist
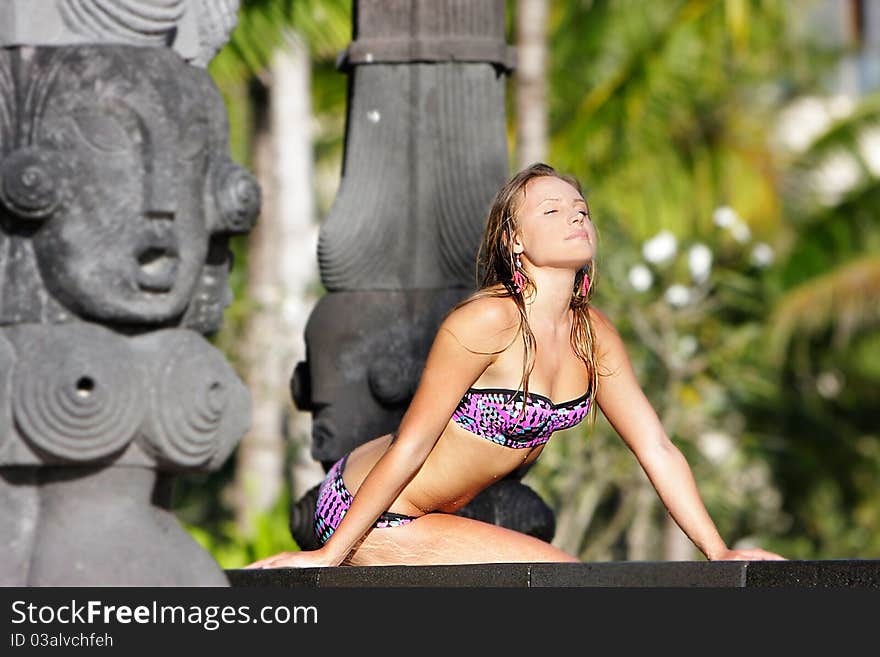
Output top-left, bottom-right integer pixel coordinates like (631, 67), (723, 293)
(393, 437), (537, 514)
(391, 475), (485, 516)
(342, 425), (541, 516)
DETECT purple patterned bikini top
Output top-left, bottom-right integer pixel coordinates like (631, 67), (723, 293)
(450, 386), (592, 449)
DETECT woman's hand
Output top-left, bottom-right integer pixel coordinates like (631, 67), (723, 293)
(710, 547), (787, 561)
(242, 549), (338, 569)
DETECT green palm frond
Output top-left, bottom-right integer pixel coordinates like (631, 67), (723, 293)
(291, 0), (351, 58)
(541, 0), (809, 247)
(206, 0), (351, 167)
(564, 0), (713, 127)
(209, 0), (351, 88)
(768, 255), (880, 359)
(549, 0), (793, 159)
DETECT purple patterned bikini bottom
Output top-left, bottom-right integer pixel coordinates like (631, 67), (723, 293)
(313, 454), (419, 545)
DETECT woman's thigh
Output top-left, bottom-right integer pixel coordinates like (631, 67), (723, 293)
(344, 512), (578, 566)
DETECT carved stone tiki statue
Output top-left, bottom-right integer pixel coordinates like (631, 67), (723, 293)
(0, 1), (259, 586)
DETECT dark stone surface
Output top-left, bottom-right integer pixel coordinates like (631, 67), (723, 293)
(0, 0), (240, 68)
(293, 289), (471, 468)
(529, 561), (746, 588)
(227, 560), (880, 588)
(292, 0), (513, 468)
(454, 479), (556, 543)
(744, 560), (880, 588)
(289, 483), (323, 551)
(227, 567), (320, 589)
(318, 2), (509, 292)
(3, 466), (230, 586)
(0, 45), (258, 332)
(314, 563), (529, 588)
(227, 563), (530, 588)
(0, 44), (258, 586)
(0, 324), (249, 470)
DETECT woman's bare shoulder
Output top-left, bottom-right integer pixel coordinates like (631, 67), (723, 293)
(441, 292), (520, 353)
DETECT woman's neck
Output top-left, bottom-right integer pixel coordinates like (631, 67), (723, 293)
(522, 267), (576, 330)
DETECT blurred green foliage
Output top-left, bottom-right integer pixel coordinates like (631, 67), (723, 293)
(183, 486), (298, 570)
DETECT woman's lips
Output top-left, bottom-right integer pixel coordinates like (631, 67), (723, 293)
(566, 230), (590, 241)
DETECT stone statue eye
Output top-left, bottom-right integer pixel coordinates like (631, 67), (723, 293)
(71, 110), (132, 153)
(179, 117), (208, 160)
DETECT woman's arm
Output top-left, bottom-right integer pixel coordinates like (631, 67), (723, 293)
(590, 307), (784, 561)
(245, 296), (520, 568)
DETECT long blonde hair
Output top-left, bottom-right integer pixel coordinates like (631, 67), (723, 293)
(449, 162), (600, 422)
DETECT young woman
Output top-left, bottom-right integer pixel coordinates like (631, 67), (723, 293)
(245, 163), (785, 568)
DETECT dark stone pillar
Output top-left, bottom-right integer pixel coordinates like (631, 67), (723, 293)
(0, 2), (259, 585)
(289, 0), (556, 550)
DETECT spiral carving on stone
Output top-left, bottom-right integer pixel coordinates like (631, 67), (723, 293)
(0, 148), (60, 220)
(10, 324), (143, 461)
(139, 330), (236, 467)
(60, 0), (185, 45)
(213, 160), (261, 234)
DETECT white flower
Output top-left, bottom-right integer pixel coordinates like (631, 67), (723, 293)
(714, 206), (752, 244)
(628, 264), (654, 291)
(827, 94), (855, 120)
(712, 206), (738, 229)
(857, 126), (880, 177)
(730, 220), (751, 243)
(772, 95), (831, 153)
(688, 243), (713, 284)
(813, 150), (862, 206)
(642, 230), (677, 264)
(698, 431), (735, 465)
(816, 370), (843, 398)
(664, 284), (691, 307)
(678, 334), (698, 358)
(750, 242), (774, 268)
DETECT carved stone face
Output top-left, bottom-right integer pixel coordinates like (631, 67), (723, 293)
(294, 289), (471, 467)
(25, 46), (229, 324)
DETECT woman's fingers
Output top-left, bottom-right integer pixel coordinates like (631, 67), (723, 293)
(734, 548), (787, 561)
(241, 552), (291, 569)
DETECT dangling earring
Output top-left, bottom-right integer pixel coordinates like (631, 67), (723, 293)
(579, 268), (591, 297)
(512, 254), (526, 294)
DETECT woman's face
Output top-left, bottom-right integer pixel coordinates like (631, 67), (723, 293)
(512, 176), (596, 270)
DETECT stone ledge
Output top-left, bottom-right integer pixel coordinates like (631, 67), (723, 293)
(226, 559), (880, 588)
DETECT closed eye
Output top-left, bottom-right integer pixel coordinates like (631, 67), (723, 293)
(544, 209), (557, 215)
